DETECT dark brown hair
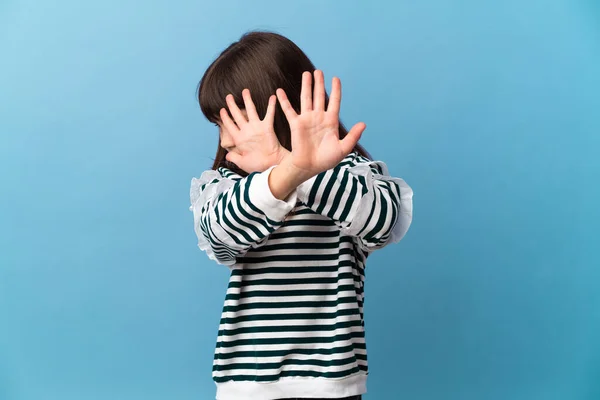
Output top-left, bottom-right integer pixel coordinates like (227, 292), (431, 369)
(197, 30), (371, 177)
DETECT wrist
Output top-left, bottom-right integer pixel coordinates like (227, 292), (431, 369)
(277, 154), (314, 186)
(268, 157), (314, 201)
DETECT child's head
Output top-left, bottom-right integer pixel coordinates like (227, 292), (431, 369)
(197, 31), (370, 175)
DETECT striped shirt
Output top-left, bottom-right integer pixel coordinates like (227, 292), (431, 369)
(189, 151), (413, 400)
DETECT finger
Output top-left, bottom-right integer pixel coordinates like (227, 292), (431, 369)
(276, 88), (298, 121)
(220, 107), (238, 134)
(340, 122), (366, 155)
(264, 94), (277, 123)
(242, 89), (259, 121)
(300, 71), (312, 113)
(327, 76), (341, 116)
(313, 70), (326, 111)
(226, 94), (247, 126)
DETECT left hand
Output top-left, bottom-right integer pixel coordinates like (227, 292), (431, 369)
(221, 89), (290, 174)
(276, 70), (366, 178)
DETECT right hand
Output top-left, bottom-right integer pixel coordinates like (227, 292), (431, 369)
(220, 89), (290, 174)
(275, 70), (365, 179)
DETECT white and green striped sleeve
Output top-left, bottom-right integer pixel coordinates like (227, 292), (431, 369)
(296, 152), (413, 252)
(189, 165), (298, 266)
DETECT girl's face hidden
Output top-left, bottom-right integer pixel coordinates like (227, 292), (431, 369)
(217, 109), (248, 153)
(217, 122), (235, 152)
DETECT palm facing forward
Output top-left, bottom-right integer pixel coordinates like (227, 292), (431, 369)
(276, 70), (366, 177)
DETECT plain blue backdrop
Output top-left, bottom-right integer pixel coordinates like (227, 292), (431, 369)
(1, 0), (599, 399)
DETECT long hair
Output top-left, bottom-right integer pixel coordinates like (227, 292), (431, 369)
(197, 31), (371, 177)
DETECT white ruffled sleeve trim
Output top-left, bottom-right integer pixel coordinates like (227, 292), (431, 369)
(388, 177), (413, 244)
(189, 170), (236, 266)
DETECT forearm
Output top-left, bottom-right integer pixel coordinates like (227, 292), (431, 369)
(190, 168), (299, 266)
(296, 152), (413, 251)
(268, 156), (314, 201)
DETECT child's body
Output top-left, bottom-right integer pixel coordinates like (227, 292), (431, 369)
(190, 31), (413, 400)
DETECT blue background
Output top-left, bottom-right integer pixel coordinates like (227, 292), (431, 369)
(1, 0), (599, 399)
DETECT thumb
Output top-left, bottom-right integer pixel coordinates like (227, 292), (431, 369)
(225, 151), (243, 167)
(340, 122), (366, 155)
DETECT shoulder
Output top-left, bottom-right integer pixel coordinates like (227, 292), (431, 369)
(189, 167), (242, 207)
(340, 151), (388, 176)
(191, 167), (241, 186)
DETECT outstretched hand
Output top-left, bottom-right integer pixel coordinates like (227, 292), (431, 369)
(276, 70), (366, 178)
(220, 90), (289, 174)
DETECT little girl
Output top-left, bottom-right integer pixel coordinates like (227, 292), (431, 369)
(190, 31), (413, 400)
